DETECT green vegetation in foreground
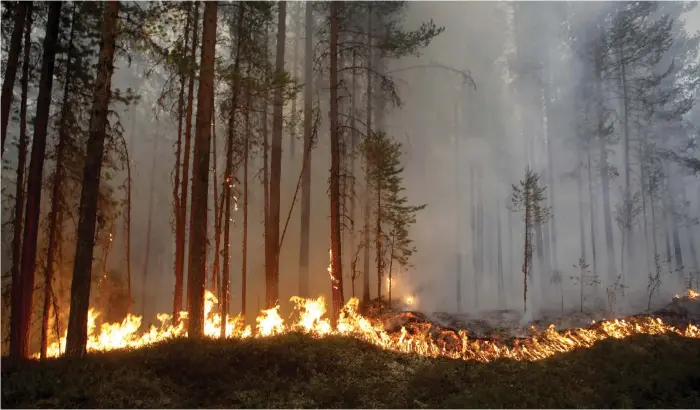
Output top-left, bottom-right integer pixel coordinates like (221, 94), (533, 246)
(2, 332), (700, 408)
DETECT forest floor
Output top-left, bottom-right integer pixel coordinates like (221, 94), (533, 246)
(3, 330), (700, 408)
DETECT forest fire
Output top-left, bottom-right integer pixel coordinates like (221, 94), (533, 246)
(35, 289), (700, 362)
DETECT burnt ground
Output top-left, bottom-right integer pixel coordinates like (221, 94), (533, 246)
(3, 330), (700, 408)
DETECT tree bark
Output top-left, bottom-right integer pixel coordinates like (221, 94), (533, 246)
(42, 2), (74, 359)
(266, 1), (286, 309)
(221, 2), (246, 336)
(65, 0), (119, 357)
(186, 0), (217, 338)
(329, 1), (345, 322)
(298, 2), (313, 298)
(1, 1), (28, 156)
(289, 3), (301, 158)
(9, 0), (32, 357)
(362, 4), (373, 304)
(179, 1), (200, 317)
(172, 2), (191, 320)
(11, 1), (61, 360)
(242, 69), (251, 318)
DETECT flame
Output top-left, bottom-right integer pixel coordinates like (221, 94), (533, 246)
(405, 296), (415, 306)
(35, 289), (700, 362)
(675, 288), (699, 300)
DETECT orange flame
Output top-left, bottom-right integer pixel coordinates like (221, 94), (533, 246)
(35, 288), (700, 362)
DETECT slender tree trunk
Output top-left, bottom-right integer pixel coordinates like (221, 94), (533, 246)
(221, 2), (246, 336)
(666, 171), (684, 282)
(186, 0), (217, 338)
(10, 1), (32, 357)
(577, 161), (587, 262)
(173, 2), (191, 320)
(587, 143), (599, 280)
(212, 101), (221, 299)
(454, 101), (462, 313)
(179, 2), (200, 316)
(329, 0), (344, 322)
(42, 2), (74, 359)
(298, 2), (313, 298)
(262, 24), (270, 301)
(142, 135), (158, 315)
(362, 4), (373, 304)
(349, 48), (358, 295)
(595, 32), (616, 282)
(11, 1), (61, 360)
(544, 81), (558, 274)
(242, 72), (251, 318)
(65, 1), (119, 357)
(289, 4), (300, 159)
(619, 45), (633, 277)
(1, 1), (28, 156)
(125, 113), (133, 313)
(649, 176), (658, 259)
(266, 0), (286, 309)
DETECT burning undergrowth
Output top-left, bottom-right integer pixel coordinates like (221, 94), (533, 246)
(31, 289), (700, 363)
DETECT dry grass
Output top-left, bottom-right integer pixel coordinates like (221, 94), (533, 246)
(2, 332), (700, 408)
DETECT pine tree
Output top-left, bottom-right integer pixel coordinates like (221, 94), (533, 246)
(508, 167), (551, 313)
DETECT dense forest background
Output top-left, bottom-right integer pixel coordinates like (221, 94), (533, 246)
(1, 1), (699, 358)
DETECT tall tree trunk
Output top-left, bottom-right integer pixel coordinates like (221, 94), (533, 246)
(173, 3), (191, 319)
(11, 1), (61, 360)
(544, 80), (558, 275)
(577, 161), (587, 262)
(587, 143), (598, 280)
(142, 135), (158, 315)
(221, 2), (246, 336)
(595, 32), (616, 282)
(186, 0), (217, 338)
(1, 1), (28, 156)
(348, 48), (358, 296)
(454, 99), (462, 313)
(299, 2), (313, 298)
(65, 0), (119, 357)
(242, 70), (251, 318)
(362, 4), (373, 304)
(178, 1), (200, 317)
(266, 1), (286, 309)
(262, 26), (270, 301)
(125, 111), (133, 313)
(42, 2), (74, 359)
(329, 0), (344, 322)
(211, 99), (221, 299)
(619, 45), (633, 277)
(289, 3), (301, 159)
(666, 171), (684, 282)
(10, 0), (32, 357)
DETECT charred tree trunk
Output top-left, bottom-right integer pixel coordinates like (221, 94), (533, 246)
(362, 4), (373, 304)
(299, 2), (313, 298)
(42, 2), (74, 359)
(125, 113), (133, 313)
(173, 2), (191, 320)
(212, 101), (221, 299)
(186, 0), (217, 338)
(1, 1), (28, 156)
(329, 0), (344, 321)
(221, 2), (246, 336)
(178, 2), (200, 317)
(349, 48), (358, 296)
(9, 1), (32, 358)
(289, 3), (301, 159)
(266, 1), (286, 309)
(65, 0), (119, 357)
(577, 160), (587, 263)
(11, 1), (61, 360)
(242, 71), (252, 317)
